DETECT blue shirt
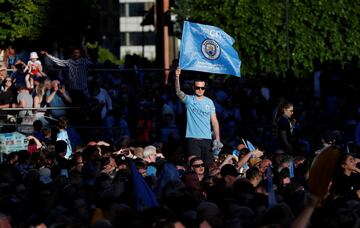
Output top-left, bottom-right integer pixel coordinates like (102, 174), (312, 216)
(46, 90), (67, 118)
(184, 95), (215, 139)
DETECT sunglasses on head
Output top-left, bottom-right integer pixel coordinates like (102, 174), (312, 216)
(195, 86), (205, 90)
(192, 163), (205, 168)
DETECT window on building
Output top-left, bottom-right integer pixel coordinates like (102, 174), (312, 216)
(120, 2), (153, 17)
(120, 3), (127, 16)
(128, 32), (156, 46)
(128, 3), (145, 17)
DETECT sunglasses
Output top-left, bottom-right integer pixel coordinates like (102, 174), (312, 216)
(195, 86), (205, 90)
(192, 163), (205, 168)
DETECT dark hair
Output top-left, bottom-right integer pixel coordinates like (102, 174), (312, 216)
(193, 78), (206, 85)
(189, 156), (202, 167)
(246, 167), (261, 180)
(82, 145), (100, 162)
(336, 153), (353, 173)
(14, 62), (25, 72)
(33, 120), (43, 131)
(55, 140), (67, 154)
(1, 77), (11, 87)
(273, 98), (293, 124)
(16, 84), (26, 91)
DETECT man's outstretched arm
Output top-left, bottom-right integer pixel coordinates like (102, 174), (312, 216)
(41, 51), (69, 67)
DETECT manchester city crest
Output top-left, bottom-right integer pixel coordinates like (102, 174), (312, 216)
(201, 39), (221, 60)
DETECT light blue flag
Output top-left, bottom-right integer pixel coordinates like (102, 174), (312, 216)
(245, 140), (256, 151)
(179, 21), (241, 77)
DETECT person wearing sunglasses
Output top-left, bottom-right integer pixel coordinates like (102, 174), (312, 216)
(190, 156), (206, 182)
(175, 67), (222, 167)
(0, 77), (14, 108)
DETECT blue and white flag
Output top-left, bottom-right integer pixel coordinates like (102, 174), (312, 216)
(179, 21), (241, 77)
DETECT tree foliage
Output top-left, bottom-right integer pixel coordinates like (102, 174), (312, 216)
(174, 0), (360, 76)
(0, 0), (48, 44)
(0, 0), (100, 49)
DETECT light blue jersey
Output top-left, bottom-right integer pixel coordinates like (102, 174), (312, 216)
(184, 95), (215, 139)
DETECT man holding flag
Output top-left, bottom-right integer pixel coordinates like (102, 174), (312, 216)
(175, 21), (241, 166)
(175, 67), (222, 167)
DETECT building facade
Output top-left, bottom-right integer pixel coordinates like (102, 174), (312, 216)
(119, 0), (156, 60)
(99, 0), (178, 67)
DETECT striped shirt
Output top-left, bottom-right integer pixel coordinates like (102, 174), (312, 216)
(47, 55), (92, 90)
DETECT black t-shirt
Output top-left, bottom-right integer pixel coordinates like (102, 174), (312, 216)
(0, 90), (13, 105)
(331, 172), (360, 200)
(277, 116), (293, 142)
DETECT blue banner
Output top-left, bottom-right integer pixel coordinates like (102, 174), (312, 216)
(266, 166), (277, 207)
(179, 21), (241, 77)
(130, 161), (159, 211)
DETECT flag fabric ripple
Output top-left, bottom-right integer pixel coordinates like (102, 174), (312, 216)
(179, 21), (241, 77)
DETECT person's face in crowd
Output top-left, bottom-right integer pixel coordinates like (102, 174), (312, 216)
(72, 49), (81, 60)
(209, 167), (221, 179)
(342, 155), (357, 172)
(51, 80), (60, 90)
(149, 152), (157, 163)
(4, 77), (12, 88)
(283, 105), (294, 118)
(0, 68), (7, 80)
(191, 159), (205, 175)
(75, 156), (84, 172)
(44, 80), (52, 90)
(33, 79), (40, 87)
(194, 81), (206, 98)
(138, 167), (147, 177)
(259, 159), (272, 173)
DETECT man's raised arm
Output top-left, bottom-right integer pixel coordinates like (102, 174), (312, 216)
(175, 67), (186, 102)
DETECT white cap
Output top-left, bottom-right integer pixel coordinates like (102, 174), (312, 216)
(30, 52), (38, 59)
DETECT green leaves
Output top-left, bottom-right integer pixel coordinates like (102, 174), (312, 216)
(0, 0), (48, 43)
(174, 0), (360, 76)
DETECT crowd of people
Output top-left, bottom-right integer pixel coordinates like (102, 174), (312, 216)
(0, 43), (360, 227)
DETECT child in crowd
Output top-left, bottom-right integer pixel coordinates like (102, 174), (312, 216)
(27, 52), (46, 78)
